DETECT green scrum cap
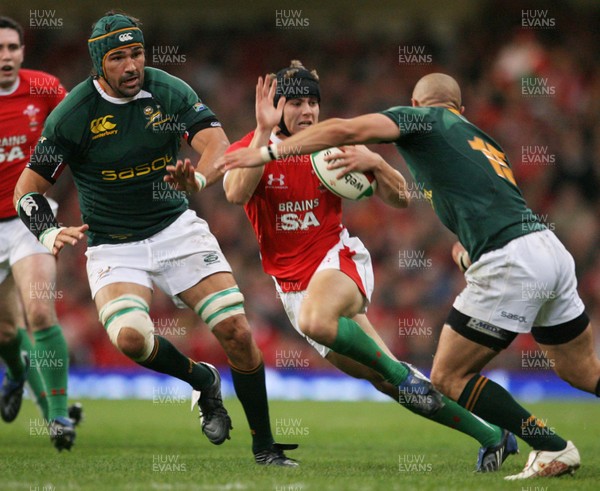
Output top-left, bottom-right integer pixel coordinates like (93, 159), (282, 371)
(88, 13), (144, 78)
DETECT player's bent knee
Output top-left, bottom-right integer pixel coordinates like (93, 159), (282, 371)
(211, 313), (258, 366)
(297, 313), (315, 338)
(24, 304), (56, 330)
(213, 316), (252, 344)
(297, 309), (332, 340)
(194, 287), (245, 330)
(109, 312), (154, 361)
(99, 295), (154, 362)
(115, 327), (148, 359)
(297, 318), (314, 338)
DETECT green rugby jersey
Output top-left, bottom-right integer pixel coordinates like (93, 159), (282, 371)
(381, 106), (544, 262)
(28, 67), (221, 245)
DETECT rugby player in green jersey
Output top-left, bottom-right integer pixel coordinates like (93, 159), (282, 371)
(13, 11), (297, 466)
(218, 72), (600, 479)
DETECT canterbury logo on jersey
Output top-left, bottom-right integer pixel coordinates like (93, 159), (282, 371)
(118, 32), (133, 41)
(90, 115), (118, 139)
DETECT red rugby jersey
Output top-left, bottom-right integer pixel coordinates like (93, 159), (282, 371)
(227, 131), (344, 292)
(0, 69), (66, 218)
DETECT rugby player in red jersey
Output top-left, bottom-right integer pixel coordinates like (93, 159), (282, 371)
(224, 62), (519, 472)
(0, 16), (81, 451)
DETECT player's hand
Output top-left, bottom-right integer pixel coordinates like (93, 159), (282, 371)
(452, 241), (471, 272)
(214, 147), (265, 171)
(164, 158), (202, 193)
(256, 75), (285, 131)
(52, 224), (89, 256)
(324, 145), (384, 179)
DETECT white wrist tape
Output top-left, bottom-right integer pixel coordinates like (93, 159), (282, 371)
(39, 226), (66, 252)
(259, 146), (271, 163)
(457, 251), (470, 272)
(194, 172), (207, 191)
(269, 144), (279, 159)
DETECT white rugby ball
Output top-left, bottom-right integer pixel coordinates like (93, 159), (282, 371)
(310, 147), (377, 200)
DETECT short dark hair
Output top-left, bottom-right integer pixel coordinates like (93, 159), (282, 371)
(0, 16), (24, 46)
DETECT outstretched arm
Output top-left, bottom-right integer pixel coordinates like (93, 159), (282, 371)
(216, 113), (401, 171)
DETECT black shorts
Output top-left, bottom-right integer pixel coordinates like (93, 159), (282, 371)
(446, 308), (590, 351)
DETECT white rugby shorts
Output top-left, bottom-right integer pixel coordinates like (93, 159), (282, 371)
(0, 199), (58, 284)
(86, 210), (232, 305)
(453, 229), (585, 333)
(275, 229), (374, 357)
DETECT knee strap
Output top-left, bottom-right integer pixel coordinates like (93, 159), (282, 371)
(194, 287), (245, 330)
(99, 295), (154, 361)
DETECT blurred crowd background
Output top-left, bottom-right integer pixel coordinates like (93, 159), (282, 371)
(4, 0), (599, 373)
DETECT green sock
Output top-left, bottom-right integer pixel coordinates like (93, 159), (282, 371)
(138, 335), (214, 390)
(458, 374), (567, 451)
(331, 317), (409, 385)
(229, 361), (274, 454)
(414, 393), (501, 447)
(0, 328), (27, 380)
(33, 325), (69, 420)
(17, 328), (49, 420)
(331, 319), (501, 447)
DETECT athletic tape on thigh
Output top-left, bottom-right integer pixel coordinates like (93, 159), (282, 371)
(99, 295), (154, 361)
(194, 287), (245, 330)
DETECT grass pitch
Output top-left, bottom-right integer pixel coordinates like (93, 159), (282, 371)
(0, 398), (598, 491)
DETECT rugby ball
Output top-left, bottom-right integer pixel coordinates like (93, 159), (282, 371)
(310, 147), (377, 200)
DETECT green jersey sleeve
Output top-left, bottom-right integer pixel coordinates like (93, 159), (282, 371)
(28, 79), (94, 182)
(381, 106), (435, 139)
(144, 68), (221, 142)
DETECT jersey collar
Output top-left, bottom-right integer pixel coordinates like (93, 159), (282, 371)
(0, 77), (20, 96)
(93, 78), (151, 104)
